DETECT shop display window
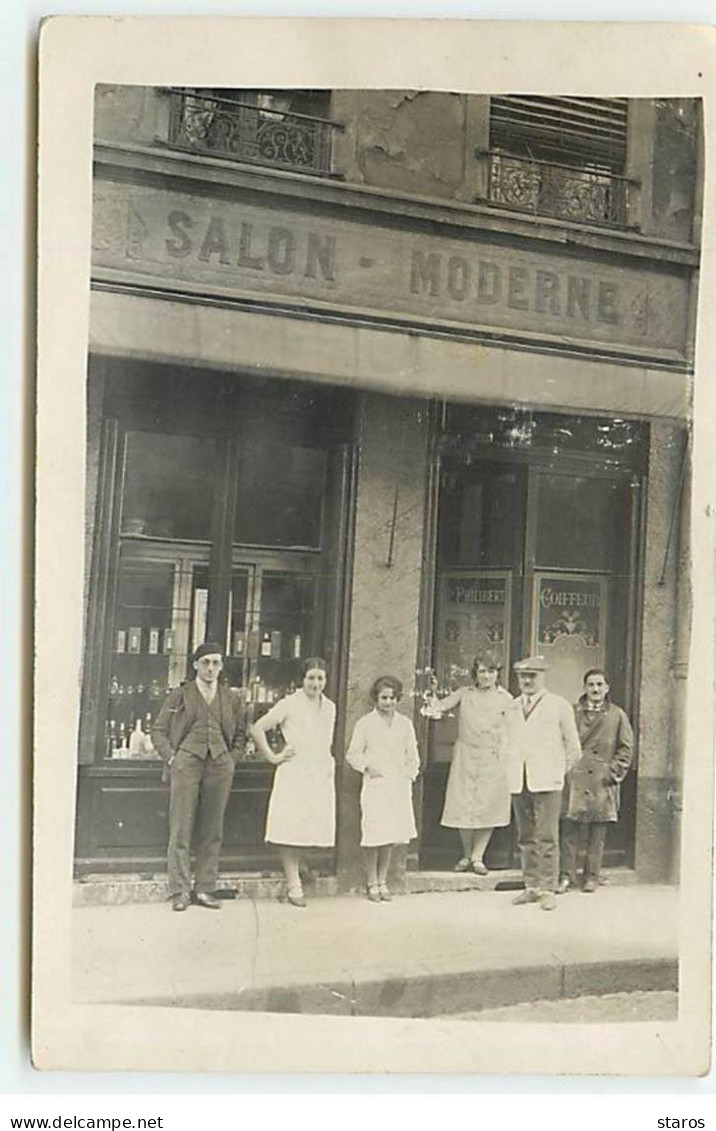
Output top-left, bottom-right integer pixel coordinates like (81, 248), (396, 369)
(234, 441), (325, 548)
(99, 403), (335, 765)
(122, 432), (217, 541)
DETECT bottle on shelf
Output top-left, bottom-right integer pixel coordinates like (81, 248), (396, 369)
(233, 631), (245, 656)
(292, 634), (302, 660)
(109, 675), (120, 699)
(108, 719), (117, 757)
(118, 721), (128, 755)
(127, 627), (142, 654)
(129, 718), (144, 756)
(148, 628), (160, 655)
(260, 632), (272, 658)
(143, 714), (158, 758)
(163, 628), (175, 654)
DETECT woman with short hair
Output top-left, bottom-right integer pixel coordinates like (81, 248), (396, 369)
(431, 654), (513, 874)
(251, 657), (336, 907)
(347, 675), (420, 902)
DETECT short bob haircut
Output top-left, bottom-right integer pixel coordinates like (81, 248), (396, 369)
(369, 674), (403, 702)
(470, 652), (502, 679)
(300, 656), (328, 679)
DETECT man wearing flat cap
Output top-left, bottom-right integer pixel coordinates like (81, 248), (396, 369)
(500, 655), (581, 911)
(152, 642), (246, 912)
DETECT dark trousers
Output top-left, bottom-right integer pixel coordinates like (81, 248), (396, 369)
(560, 819), (608, 884)
(512, 787), (563, 894)
(167, 750), (235, 897)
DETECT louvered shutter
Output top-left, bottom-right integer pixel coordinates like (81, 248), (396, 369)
(490, 96), (628, 173)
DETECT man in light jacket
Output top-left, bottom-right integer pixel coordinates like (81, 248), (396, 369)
(501, 655), (581, 911)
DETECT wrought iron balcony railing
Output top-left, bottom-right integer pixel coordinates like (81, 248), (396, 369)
(166, 90), (342, 177)
(479, 150), (635, 229)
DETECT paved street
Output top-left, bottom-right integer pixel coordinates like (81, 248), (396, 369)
(450, 990), (678, 1023)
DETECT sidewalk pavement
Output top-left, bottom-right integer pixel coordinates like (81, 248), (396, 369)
(72, 882), (678, 1019)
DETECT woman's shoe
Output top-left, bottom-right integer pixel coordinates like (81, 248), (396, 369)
(379, 884), (393, 902)
(454, 857), (472, 872)
(280, 883), (306, 907)
(286, 888), (307, 908)
(367, 884), (382, 903)
(470, 860), (489, 876)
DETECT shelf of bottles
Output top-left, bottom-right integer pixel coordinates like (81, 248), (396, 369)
(105, 558), (179, 762)
(224, 567), (318, 760)
(105, 556), (319, 764)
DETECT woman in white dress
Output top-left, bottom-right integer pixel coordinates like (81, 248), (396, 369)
(431, 654), (512, 874)
(250, 657), (336, 907)
(347, 675), (420, 902)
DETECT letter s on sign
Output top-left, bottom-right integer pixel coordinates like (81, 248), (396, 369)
(166, 211), (193, 258)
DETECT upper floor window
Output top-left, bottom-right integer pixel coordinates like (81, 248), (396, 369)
(483, 96), (632, 229)
(166, 87), (340, 177)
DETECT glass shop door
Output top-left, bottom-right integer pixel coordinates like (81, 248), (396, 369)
(421, 453), (639, 872)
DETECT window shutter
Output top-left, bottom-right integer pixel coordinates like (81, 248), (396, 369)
(490, 96), (628, 172)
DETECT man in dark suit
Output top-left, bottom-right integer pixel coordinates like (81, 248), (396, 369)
(152, 642), (246, 911)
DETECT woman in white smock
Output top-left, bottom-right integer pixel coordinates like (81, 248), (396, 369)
(250, 657), (336, 907)
(347, 675), (420, 902)
(431, 654), (512, 874)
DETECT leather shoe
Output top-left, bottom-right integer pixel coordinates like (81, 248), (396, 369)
(379, 884), (393, 902)
(171, 894), (189, 912)
(582, 879), (597, 893)
(454, 857), (471, 872)
(367, 884), (382, 903)
(194, 892), (222, 910)
(471, 860), (489, 876)
(512, 889), (540, 905)
(539, 892), (557, 911)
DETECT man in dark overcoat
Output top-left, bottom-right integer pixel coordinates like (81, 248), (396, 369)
(558, 668), (634, 894)
(151, 642), (246, 911)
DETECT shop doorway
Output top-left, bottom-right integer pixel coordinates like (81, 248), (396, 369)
(420, 408), (645, 873)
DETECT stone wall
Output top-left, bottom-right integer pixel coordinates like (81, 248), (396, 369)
(635, 420), (687, 881)
(336, 393), (430, 890)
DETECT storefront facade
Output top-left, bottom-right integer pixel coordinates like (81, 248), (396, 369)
(77, 87), (700, 888)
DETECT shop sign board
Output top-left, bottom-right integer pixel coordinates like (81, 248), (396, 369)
(92, 178), (690, 361)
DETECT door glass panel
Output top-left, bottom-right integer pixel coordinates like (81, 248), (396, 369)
(106, 559), (178, 761)
(536, 474), (621, 571)
(437, 464), (524, 568)
(122, 432), (217, 541)
(532, 572), (607, 702)
(429, 571), (512, 763)
(234, 442), (325, 548)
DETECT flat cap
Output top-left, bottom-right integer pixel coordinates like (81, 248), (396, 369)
(513, 654), (550, 672)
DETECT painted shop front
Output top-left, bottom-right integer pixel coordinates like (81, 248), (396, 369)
(76, 88), (699, 887)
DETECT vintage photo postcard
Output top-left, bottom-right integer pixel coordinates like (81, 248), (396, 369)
(34, 18), (716, 1074)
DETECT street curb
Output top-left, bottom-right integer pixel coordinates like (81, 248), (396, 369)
(73, 868), (637, 906)
(106, 956), (678, 1019)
